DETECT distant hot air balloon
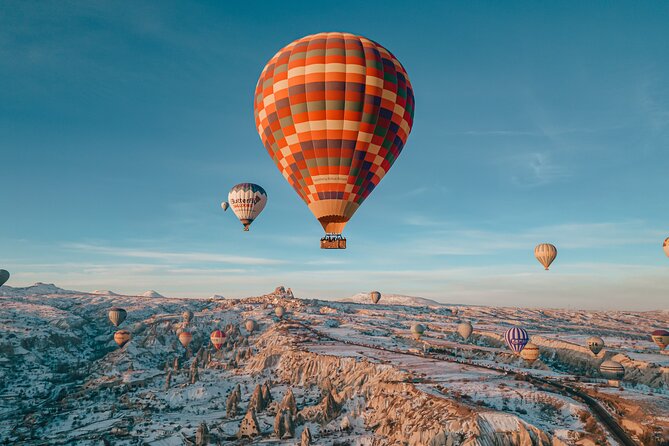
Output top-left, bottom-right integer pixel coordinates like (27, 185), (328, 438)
(599, 360), (624, 382)
(587, 336), (605, 355)
(178, 331), (193, 349)
(228, 183), (267, 231)
(245, 319), (258, 334)
(534, 243), (557, 270)
(108, 307), (127, 327)
(275, 306), (285, 319)
(411, 323), (425, 340)
(114, 330), (131, 347)
(210, 330), (225, 350)
(457, 322), (473, 341)
(0, 269), (9, 287)
(505, 327), (530, 354)
(520, 342), (540, 364)
(651, 329), (669, 350)
(451, 308), (459, 316)
(182, 310), (194, 324)
(221, 201), (229, 212)
(254, 32), (415, 249)
(663, 237), (669, 257)
(369, 291), (381, 304)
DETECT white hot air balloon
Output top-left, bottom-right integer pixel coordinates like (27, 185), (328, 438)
(228, 183), (267, 231)
(221, 201), (229, 211)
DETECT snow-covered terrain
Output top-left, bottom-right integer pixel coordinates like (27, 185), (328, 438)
(0, 283), (667, 445)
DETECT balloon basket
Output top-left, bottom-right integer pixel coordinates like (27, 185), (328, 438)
(321, 234), (346, 249)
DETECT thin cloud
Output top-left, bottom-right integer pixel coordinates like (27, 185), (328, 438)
(64, 243), (285, 265)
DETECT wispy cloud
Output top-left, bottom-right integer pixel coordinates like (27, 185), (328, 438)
(64, 243), (285, 266)
(509, 151), (570, 187)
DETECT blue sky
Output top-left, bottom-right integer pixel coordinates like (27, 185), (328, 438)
(1, 1), (668, 309)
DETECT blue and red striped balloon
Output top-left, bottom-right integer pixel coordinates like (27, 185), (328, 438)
(504, 327), (529, 354)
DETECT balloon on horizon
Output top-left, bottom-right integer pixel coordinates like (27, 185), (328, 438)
(0, 270), (9, 287)
(227, 183), (267, 231)
(254, 32), (415, 249)
(369, 291), (381, 304)
(534, 243), (557, 270)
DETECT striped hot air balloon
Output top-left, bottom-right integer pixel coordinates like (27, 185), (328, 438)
(520, 342), (540, 363)
(178, 331), (193, 349)
(228, 183), (268, 231)
(599, 360), (624, 381)
(587, 336), (605, 355)
(504, 327), (529, 354)
(108, 307), (127, 327)
(254, 32), (415, 248)
(457, 322), (473, 341)
(534, 243), (557, 270)
(210, 330), (225, 350)
(114, 330), (131, 347)
(651, 329), (669, 350)
(369, 291), (381, 304)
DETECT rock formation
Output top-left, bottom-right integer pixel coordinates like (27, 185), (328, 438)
(237, 408), (260, 438)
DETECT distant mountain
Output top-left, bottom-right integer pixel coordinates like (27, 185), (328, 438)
(142, 290), (164, 298)
(338, 292), (446, 307)
(0, 282), (77, 297)
(209, 294), (225, 299)
(93, 290), (120, 296)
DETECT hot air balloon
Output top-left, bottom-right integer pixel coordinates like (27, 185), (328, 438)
(520, 342), (540, 364)
(534, 243), (557, 270)
(369, 291), (381, 304)
(586, 336), (605, 355)
(664, 237), (669, 257)
(451, 308), (459, 316)
(182, 310), (194, 324)
(457, 322), (473, 341)
(245, 319), (258, 334)
(254, 32), (415, 249)
(108, 307), (127, 327)
(114, 330), (131, 347)
(221, 201), (229, 211)
(178, 331), (193, 349)
(275, 306), (285, 319)
(599, 360), (624, 384)
(227, 183), (267, 231)
(505, 327), (529, 354)
(411, 323), (425, 340)
(210, 330), (225, 350)
(651, 329), (669, 350)
(0, 269), (9, 287)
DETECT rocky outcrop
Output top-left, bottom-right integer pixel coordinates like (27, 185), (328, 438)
(237, 408), (260, 438)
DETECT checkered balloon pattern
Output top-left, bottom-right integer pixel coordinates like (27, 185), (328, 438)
(254, 32), (415, 234)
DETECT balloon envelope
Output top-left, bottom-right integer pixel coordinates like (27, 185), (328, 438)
(108, 307), (127, 327)
(254, 32), (415, 241)
(599, 360), (624, 380)
(114, 330), (131, 347)
(587, 336), (604, 355)
(275, 306), (285, 318)
(505, 327), (530, 354)
(221, 201), (229, 211)
(0, 269), (9, 287)
(664, 237), (669, 257)
(520, 342), (540, 363)
(178, 331), (193, 348)
(245, 320), (258, 333)
(651, 329), (669, 350)
(411, 323), (425, 339)
(182, 310), (193, 323)
(534, 243), (557, 270)
(369, 291), (381, 304)
(228, 183), (267, 231)
(457, 322), (473, 341)
(210, 330), (225, 350)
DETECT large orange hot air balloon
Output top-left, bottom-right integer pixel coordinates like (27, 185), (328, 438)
(254, 32), (415, 249)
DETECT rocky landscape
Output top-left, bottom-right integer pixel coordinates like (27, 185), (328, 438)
(0, 283), (668, 445)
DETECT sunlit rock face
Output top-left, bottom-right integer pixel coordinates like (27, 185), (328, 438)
(0, 284), (667, 444)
